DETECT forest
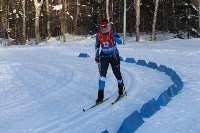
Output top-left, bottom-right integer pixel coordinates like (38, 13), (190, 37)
(0, 0), (199, 45)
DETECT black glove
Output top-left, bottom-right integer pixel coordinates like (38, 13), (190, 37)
(95, 57), (100, 63)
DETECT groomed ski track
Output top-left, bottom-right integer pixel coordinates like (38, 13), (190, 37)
(0, 42), (172, 133)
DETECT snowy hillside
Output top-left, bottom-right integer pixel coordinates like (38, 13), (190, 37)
(0, 37), (200, 133)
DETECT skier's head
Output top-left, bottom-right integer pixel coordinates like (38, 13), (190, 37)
(100, 18), (111, 33)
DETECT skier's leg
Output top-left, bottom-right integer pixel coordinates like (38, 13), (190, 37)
(110, 54), (122, 81)
(110, 54), (125, 96)
(96, 57), (109, 103)
(98, 57), (109, 90)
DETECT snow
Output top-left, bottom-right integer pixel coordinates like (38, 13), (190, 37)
(52, 4), (62, 11)
(0, 35), (200, 133)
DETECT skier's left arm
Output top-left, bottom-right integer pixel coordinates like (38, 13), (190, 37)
(113, 32), (122, 44)
(95, 34), (100, 63)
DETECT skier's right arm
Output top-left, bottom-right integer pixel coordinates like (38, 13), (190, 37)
(95, 34), (100, 63)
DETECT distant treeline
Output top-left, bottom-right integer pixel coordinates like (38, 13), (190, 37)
(0, 0), (199, 45)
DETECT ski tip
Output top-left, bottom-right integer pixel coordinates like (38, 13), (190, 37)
(83, 109), (86, 112)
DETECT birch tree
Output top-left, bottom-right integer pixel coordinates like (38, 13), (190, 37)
(151, 0), (159, 41)
(34, 0), (43, 44)
(0, 2), (9, 45)
(58, 0), (67, 42)
(0, 3), (2, 38)
(21, 0), (26, 44)
(6, 3), (10, 45)
(74, 0), (80, 35)
(135, 0), (140, 42)
(199, 0), (200, 30)
(45, 0), (51, 39)
(106, 0), (110, 20)
(172, 0), (177, 30)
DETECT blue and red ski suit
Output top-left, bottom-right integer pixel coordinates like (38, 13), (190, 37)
(95, 29), (124, 90)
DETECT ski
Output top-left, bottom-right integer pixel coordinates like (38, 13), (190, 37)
(83, 98), (109, 112)
(111, 92), (127, 105)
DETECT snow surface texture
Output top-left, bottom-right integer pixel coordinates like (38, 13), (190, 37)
(0, 37), (200, 133)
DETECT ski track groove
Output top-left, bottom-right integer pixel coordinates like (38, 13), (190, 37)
(30, 62), (135, 133)
(53, 68), (134, 133)
(0, 57), (99, 133)
(0, 62), (73, 109)
(0, 59), (75, 131)
(0, 56), (138, 133)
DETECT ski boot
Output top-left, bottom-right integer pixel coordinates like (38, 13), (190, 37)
(96, 90), (104, 104)
(118, 82), (125, 97)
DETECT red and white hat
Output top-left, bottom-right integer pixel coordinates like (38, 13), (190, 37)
(100, 19), (109, 27)
(100, 18), (111, 33)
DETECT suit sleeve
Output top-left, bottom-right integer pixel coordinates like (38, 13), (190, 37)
(113, 32), (122, 44)
(95, 34), (100, 57)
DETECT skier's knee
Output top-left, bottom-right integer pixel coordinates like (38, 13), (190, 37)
(99, 76), (106, 81)
(117, 79), (123, 85)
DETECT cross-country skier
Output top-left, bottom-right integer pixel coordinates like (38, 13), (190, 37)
(95, 18), (125, 104)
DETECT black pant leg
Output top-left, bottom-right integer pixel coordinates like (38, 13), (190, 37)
(99, 57), (109, 78)
(110, 54), (122, 80)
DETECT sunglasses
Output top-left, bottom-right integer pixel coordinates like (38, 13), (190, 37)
(101, 26), (107, 28)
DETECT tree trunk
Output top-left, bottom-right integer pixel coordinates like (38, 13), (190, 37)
(110, 0), (113, 21)
(59, 0), (67, 42)
(22, 0), (26, 45)
(1, 4), (7, 41)
(74, 0), (80, 35)
(7, 4), (10, 45)
(129, 1), (133, 37)
(106, 0), (110, 20)
(135, 0), (140, 42)
(45, 0), (51, 39)
(151, 0), (159, 41)
(34, 0), (43, 44)
(199, 0), (200, 31)
(172, 0), (177, 30)
(111, 0), (117, 31)
(162, 5), (165, 32)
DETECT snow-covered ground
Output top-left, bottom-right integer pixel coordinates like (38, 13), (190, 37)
(0, 36), (200, 133)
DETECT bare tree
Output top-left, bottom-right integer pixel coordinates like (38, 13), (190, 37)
(151, 0), (159, 41)
(0, 2), (9, 45)
(45, 0), (51, 39)
(0, 3), (2, 38)
(58, 0), (67, 42)
(74, 0), (80, 35)
(135, 0), (140, 42)
(34, 0), (44, 44)
(0, 1), (6, 38)
(6, 3), (10, 45)
(106, 0), (110, 20)
(128, 0), (133, 36)
(21, 0), (26, 45)
(172, 0), (177, 30)
(199, 0), (200, 31)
